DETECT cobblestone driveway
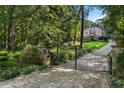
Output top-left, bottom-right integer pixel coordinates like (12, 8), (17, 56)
(0, 41), (114, 88)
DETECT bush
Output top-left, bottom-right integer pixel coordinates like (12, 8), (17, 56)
(21, 65), (40, 75)
(0, 51), (8, 56)
(13, 51), (21, 59)
(0, 60), (18, 67)
(77, 50), (82, 56)
(86, 48), (92, 53)
(9, 57), (17, 62)
(0, 67), (21, 79)
(110, 78), (124, 88)
(59, 51), (69, 63)
(116, 51), (124, 71)
(8, 52), (13, 58)
(50, 47), (93, 65)
(0, 56), (8, 61)
(67, 51), (75, 60)
(76, 48), (84, 57)
(0, 63), (42, 81)
(20, 44), (41, 65)
(50, 51), (71, 65)
(50, 52), (58, 65)
(98, 36), (108, 41)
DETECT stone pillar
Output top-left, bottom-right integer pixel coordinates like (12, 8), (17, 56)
(111, 45), (124, 77)
(40, 48), (51, 67)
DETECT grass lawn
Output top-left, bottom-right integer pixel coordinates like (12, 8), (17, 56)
(75, 41), (108, 49)
(51, 41), (108, 52)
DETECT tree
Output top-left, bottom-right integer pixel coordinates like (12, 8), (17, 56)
(99, 6), (124, 42)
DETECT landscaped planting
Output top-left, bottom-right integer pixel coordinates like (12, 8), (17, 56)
(50, 41), (108, 65)
(0, 48), (47, 81)
(109, 50), (124, 88)
(0, 63), (44, 81)
(0, 40), (108, 81)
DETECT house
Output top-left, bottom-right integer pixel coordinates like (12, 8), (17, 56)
(83, 27), (103, 40)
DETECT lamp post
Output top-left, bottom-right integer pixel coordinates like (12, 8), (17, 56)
(80, 5), (84, 48)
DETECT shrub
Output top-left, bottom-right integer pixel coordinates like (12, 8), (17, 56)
(20, 44), (41, 65)
(67, 51), (75, 60)
(78, 48), (85, 56)
(50, 52), (58, 65)
(59, 51), (69, 63)
(13, 51), (21, 59)
(9, 57), (17, 62)
(86, 48), (92, 53)
(21, 65), (40, 75)
(0, 63), (42, 81)
(98, 36), (108, 41)
(116, 51), (124, 71)
(8, 52), (13, 58)
(0, 51), (8, 56)
(0, 67), (21, 79)
(77, 50), (82, 56)
(50, 51), (70, 65)
(82, 48), (88, 54)
(0, 60), (18, 67)
(0, 56), (8, 61)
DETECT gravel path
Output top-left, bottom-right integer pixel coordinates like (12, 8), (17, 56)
(0, 41), (113, 88)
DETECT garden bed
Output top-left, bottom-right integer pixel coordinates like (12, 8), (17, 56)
(0, 63), (46, 81)
(0, 49), (47, 82)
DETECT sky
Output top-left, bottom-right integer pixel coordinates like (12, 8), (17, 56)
(86, 6), (106, 22)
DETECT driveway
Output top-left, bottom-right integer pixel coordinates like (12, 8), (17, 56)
(0, 41), (113, 88)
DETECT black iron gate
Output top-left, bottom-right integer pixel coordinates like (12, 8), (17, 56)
(74, 46), (111, 72)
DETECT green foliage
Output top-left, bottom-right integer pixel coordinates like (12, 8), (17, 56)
(100, 6), (124, 41)
(50, 51), (70, 65)
(0, 60), (18, 67)
(0, 51), (8, 56)
(0, 67), (21, 79)
(116, 50), (124, 71)
(20, 65), (40, 75)
(0, 63), (45, 81)
(0, 56), (8, 61)
(76, 48), (90, 57)
(20, 44), (41, 65)
(50, 52), (58, 65)
(110, 78), (124, 88)
(13, 51), (21, 59)
(66, 51), (75, 60)
(50, 41), (106, 65)
(59, 51), (70, 63)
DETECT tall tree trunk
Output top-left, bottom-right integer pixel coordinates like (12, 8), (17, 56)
(11, 18), (16, 51)
(11, 5), (16, 51)
(4, 22), (8, 50)
(73, 6), (82, 45)
(6, 20), (12, 50)
(80, 5), (84, 48)
(5, 5), (15, 50)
